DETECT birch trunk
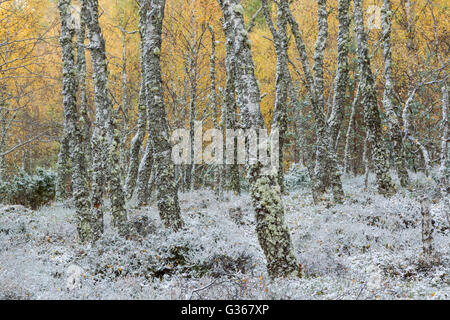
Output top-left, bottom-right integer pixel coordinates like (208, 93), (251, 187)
(207, 24), (223, 198)
(119, 30), (130, 183)
(134, 3), (153, 205)
(223, 13), (241, 195)
(438, 84), (448, 197)
(142, 0), (183, 231)
(325, 0), (351, 202)
(83, 0), (129, 238)
(58, 0), (91, 242)
(354, 0), (395, 196)
(261, 0), (288, 194)
(343, 80), (361, 175)
(125, 81), (147, 199)
(55, 130), (70, 200)
(420, 198), (436, 267)
(402, 88), (432, 177)
(381, 0), (409, 188)
(76, 1), (92, 177)
(218, 0), (299, 278)
(282, 0), (344, 203)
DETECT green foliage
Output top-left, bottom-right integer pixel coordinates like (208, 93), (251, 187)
(243, 0), (265, 27)
(0, 167), (56, 209)
(284, 163), (311, 190)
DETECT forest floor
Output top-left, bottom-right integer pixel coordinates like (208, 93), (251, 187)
(0, 171), (448, 300)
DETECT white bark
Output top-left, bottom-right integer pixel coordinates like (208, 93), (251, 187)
(218, 0), (299, 278)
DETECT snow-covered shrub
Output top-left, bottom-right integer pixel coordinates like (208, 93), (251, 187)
(284, 162), (310, 190)
(0, 168), (56, 209)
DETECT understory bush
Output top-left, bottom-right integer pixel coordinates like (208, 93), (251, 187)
(284, 162), (311, 190)
(0, 168), (56, 209)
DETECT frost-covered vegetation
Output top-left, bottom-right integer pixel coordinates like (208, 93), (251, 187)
(0, 172), (448, 300)
(0, 168), (56, 210)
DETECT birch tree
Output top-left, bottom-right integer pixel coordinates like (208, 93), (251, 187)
(223, 10), (241, 196)
(439, 84), (448, 197)
(325, 0), (351, 200)
(381, 0), (409, 188)
(218, 0), (299, 278)
(55, 124), (70, 200)
(281, 0), (345, 203)
(125, 81), (147, 199)
(207, 24), (223, 198)
(354, 0), (395, 196)
(83, 0), (129, 239)
(343, 79), (361, 175)
(261, 0), (289, 194)
(58, 0), (91, 242)
(142, 0), (183, 231)
(124, 8), (147, 199)
(135, 1), (153, 205)
(75, 1), (92, 177)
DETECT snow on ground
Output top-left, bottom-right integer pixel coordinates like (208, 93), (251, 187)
(0, 172), (448, 300)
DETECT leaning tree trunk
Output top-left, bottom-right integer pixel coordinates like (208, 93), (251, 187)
(83, 0), (129, 239)
(354, 0), (395, 196)
(218, 0), (299, 279)
(142, 0), (183, 231)
(58, 0), (91, 242)
(381, 0), (409, 188)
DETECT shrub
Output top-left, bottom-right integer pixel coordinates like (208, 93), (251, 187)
(0, 168), (56, 209)
(284, 162), (310, 190)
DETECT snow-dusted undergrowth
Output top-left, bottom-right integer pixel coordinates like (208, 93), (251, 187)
(0, 172), (448, 300)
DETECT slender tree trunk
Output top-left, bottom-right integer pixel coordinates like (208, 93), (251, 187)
(83, 0), (129, 239)
(354, 0), (395, 196)
(142, 0), (183, 231)
(119, 30), (130, 183)
(282, 0), (344, 202)
(344, 80), (361, 175)
(135, 4), (153, 205)
(58, 0), (91, 242)
(403, 87), (432, 177)
(420, 198), (436, 267)
(223, 14), (241, 196)
(363, 129), (370, 190)
(55, 130), (70, 200)
(136, 135), (153, 205)
(218, 0), (299, 278)
(125, 81), (147, 199)
(381, 0), (409, 188)
(438, 83), (448, 197)
(207, 24), (223, 198)
(261, 0), (289, 194)
(325, 0), (351, 202)
(75, 3), (92, 179)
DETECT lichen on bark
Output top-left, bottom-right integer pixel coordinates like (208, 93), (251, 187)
(218, 0), (299, 279)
